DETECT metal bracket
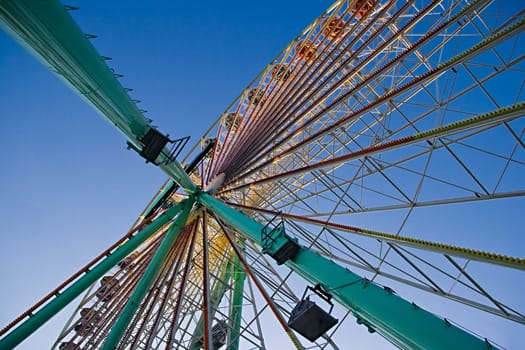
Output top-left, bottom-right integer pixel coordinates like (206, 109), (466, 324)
(128, 128), (190, 166)
(261, 212), (300, 265)
(303, 284), (335, 314)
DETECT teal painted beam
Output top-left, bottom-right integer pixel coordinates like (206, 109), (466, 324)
(197, 193), (496, 350)
(0, 0), (148, 145)
(0, 0), (199, 195)
(189, 256), (234, 350)
(0, 200), (190, 350)
(102, 198), (194, 350)
(228, 240), (247, 350)
(160, 161), (198, 194)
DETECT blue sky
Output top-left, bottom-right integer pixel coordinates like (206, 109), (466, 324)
(0, 1), (523, 349)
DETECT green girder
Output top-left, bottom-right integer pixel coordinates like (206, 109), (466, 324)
(228, 239), (247, 350)
(189, 255), (235, 350)
(0, 0), (198, 194)
(197, 192), (497, 350)
(0, 200), (191, 350)
(101, 198), (194, 350)
(0, 0), (148, 145)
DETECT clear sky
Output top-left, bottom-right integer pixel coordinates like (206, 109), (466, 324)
(0, 1), (523, 349)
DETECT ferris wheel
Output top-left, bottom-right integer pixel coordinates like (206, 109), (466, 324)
(0, 0), (524, 349)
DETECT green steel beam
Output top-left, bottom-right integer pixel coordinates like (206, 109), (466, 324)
(0, 200), (190, 350)
(0, 0), (148, 145)
(160, 161), (198, 194)
(189, 255), (235, 350)
(228, 239), (247, 350)
(0, 0), (198, 194)
(197, 192), (498, 350)
(102, 197), (194, 350)
(187, 248), (247, 350)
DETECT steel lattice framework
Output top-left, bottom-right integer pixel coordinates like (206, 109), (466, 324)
(0, 0), (524, 349)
